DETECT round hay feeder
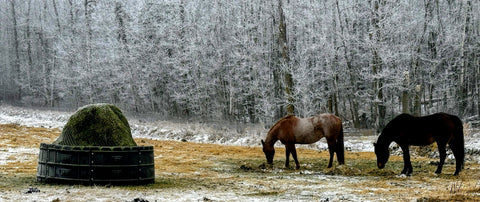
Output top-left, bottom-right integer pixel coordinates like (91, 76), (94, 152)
(37, 104), (154, 185)
(37, 143), (154, 184)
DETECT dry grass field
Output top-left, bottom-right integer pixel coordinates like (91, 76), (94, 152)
(1, 123), (479, 201)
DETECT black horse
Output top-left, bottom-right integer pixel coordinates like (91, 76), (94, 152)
(374, 113), (464, 176)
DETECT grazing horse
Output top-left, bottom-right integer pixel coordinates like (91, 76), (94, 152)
(374, 113), (464, 176)
(261, 114), (344, 169)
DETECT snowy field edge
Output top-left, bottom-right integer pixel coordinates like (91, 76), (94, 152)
(1, 104), (479, 161)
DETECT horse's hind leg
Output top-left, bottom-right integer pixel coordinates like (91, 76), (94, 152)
(292, 147), (300, 170)
(284, 145), (291, 168)
(449, 140), (464, 176)
(435, 144), (447, 174)
(327, 140), (335, 168)
(336, 126), (345, 165)
(400, 145), (413, 176)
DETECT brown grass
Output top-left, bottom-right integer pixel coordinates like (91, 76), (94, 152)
(0, 123), (60, 148)
(1, 123), (480, 201)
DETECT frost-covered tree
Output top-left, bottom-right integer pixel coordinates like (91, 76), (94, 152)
(1, 0), (479, 127)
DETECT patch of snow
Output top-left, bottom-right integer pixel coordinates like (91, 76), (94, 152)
(0, 105), (68, 129)
(5, 186), (343, 202)
(0, 147), (38, 165)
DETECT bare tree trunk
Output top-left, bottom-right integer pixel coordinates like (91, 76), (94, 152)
(26, 0), (33, 94)
(39, 0), (49, 106)
(413, 84), (421, 115)
(278, 0), (294, 115)
(50, 0), (62, 108)
(401, 71), (410, 114)
(410, 0), (438, 117)
(84, 0), (94, 103)
(425, 0), (438, 115)
(84, 0), (93, 71)
(115, 2), (140, 112)
(370, 0), (385, 131)
(402, 71), (410, 114)
(114, 1), (128, 105)
(9, 0), (21, 101)
(67, 0), (80, 108)
(477, 57), (480, 118)
(332, 74), (339, 116)
(330, 2), (340, 117)
(52, 0), (62, 35)
(458, 0), (472, 116)
(335, 0), (358, 122)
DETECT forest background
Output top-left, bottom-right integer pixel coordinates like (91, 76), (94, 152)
(1, 0), (479, 131)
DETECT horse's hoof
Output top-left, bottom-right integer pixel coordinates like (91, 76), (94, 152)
(397, 174), (407, 178)
(400, 172), (412, 176)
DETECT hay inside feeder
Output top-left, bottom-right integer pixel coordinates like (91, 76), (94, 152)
(53, 103), (136, 146)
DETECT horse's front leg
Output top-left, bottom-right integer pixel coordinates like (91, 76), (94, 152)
(400, 145), (413, 176)
(435, 144), (447, 174)
(286, 143), (300, 169)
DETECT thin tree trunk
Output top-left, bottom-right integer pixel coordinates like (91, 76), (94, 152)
(9, 0), (21, 101)
(335, 0), (358, 123)
(278, 0), (294, 115)
(116, 5), (141, 113)
(410, 0), (435, 117)
(477, 57), (480, 117)
(52, 0), (62, 36)
(458, 0), (471, 116)
(40, 0), (50, 106)
(330, 2), (340, 117)
(84, 0), (93, 71)
(370, 0), (385, 131)
(68, 0), (79, 108)
(50, 0), (62, 108)
(26, 0), (33, 94)
(84, 0), (94, 103)
(402, 71), (410, 113)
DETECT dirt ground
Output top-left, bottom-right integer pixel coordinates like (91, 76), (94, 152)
(1, 123), (479, 201)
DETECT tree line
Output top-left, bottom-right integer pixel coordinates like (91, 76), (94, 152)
(1, 0), (479, 130)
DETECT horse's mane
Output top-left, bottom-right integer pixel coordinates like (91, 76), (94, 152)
(267, 115), (295, 137)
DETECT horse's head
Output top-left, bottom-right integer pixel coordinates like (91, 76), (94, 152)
(261, 140), (275, 165)
(374, 142), (390, 169)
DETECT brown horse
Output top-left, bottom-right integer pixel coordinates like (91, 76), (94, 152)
(261, 114), (344, 169)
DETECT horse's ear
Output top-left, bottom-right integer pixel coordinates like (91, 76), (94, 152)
(261, 140), (265, 146)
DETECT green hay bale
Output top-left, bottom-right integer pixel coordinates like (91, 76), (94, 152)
(53, 104), (136, 146)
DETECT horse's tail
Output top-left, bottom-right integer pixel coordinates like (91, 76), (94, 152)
(451, 115), (465, 168)
(336, 124), (345, 165)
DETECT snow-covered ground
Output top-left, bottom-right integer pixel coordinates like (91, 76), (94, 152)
(1, 104), (479, 161)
